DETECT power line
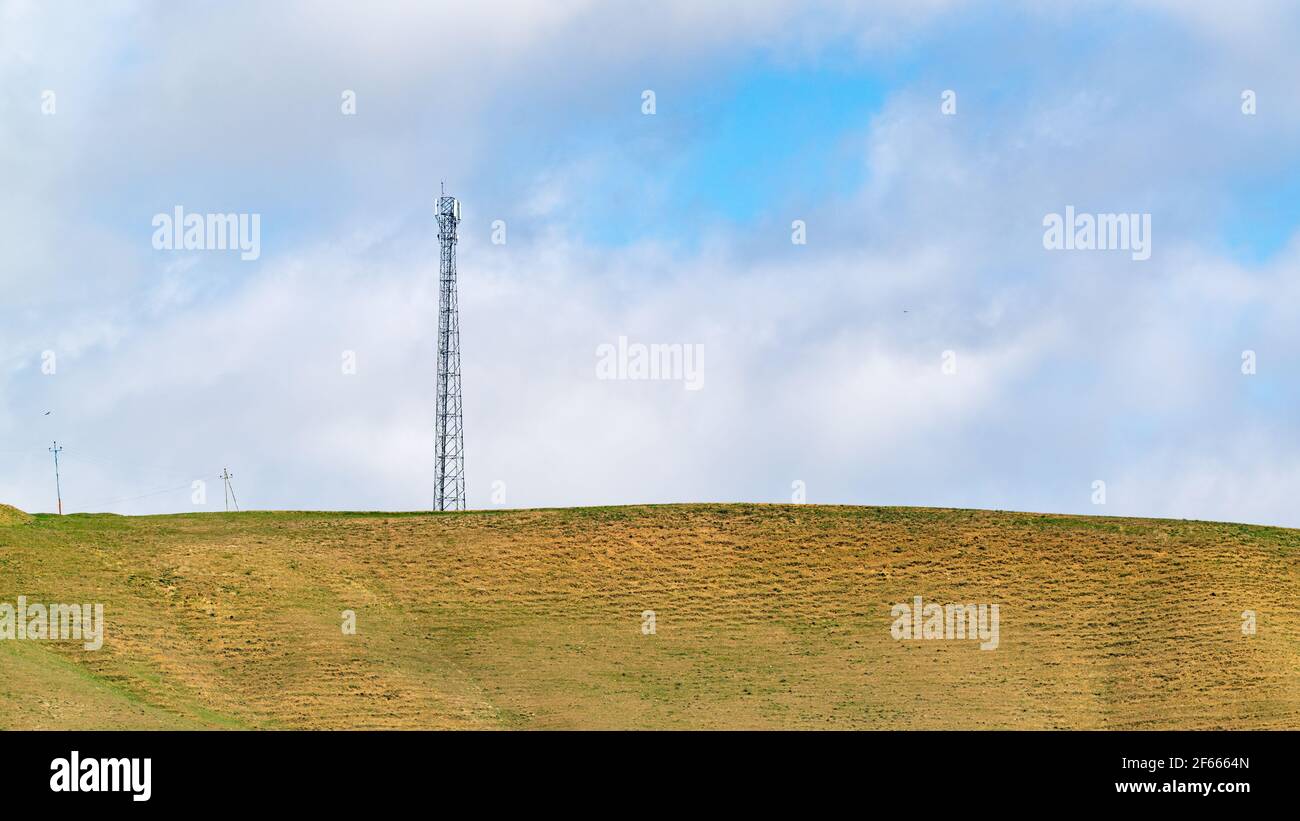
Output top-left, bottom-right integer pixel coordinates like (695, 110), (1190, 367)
(5, 446), (247, 513)
(82, 482), (195, 509)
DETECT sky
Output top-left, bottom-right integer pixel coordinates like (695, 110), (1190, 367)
(1, 0), (1298, 525)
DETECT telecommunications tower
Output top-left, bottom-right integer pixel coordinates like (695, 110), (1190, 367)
(434, 188), (466, 511)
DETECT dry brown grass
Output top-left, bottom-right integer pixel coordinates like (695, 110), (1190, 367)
(1, 504), (1296, 729)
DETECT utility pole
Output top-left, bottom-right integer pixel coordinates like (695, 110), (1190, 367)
(49, 441), (63, 515)
(220, 468), (239, 512)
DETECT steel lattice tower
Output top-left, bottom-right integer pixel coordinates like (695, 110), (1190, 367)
(434, 192), (466, 511)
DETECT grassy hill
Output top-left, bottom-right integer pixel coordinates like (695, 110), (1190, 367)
(1, 503), (1296, 729)
(0, 504), (32, 526)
